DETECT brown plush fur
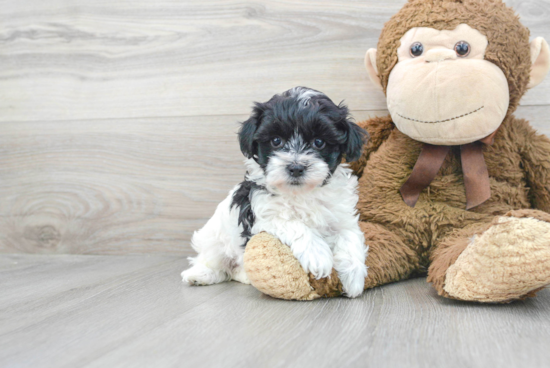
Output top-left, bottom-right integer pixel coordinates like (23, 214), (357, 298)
(243, 0), (550, 302)
(352, 109), (550, 290)
(361, 222), (421, 289)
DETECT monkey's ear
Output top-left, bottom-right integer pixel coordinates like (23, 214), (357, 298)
(238, 104), (263, 158)
(528, 37), (550, 89)
(364, 48), (383, 90)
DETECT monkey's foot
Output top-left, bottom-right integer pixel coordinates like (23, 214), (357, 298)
(243, 232), (343, 300)
(444, 214), (550, 302)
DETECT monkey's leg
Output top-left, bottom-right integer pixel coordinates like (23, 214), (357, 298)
(428, 210), (550, 303)
(360, 222), (421, 289)
(243, 222), (421, 300)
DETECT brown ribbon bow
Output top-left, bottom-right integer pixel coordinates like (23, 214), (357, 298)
(400, 131), (497, 210)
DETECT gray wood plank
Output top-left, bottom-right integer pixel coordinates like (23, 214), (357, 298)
(0, 0), (548, 121)
(514, 105), (550, 137)
(0, 254), (549, 368)
(0, 107), (547, 255)
(0, 115), (247, 255)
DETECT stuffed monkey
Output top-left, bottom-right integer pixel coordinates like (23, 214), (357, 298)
(243, 0), (550, 302)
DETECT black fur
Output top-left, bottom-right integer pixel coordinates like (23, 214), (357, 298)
(335, 105), (369, 162)
(230, 179), (265, 247)
(237, 87), (368, 172)
(238, 103), (264, 159)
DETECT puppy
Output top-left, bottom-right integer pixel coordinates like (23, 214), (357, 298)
(181, 87), (369, 297)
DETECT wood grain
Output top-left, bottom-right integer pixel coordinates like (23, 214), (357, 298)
(0, 107), (547, 255)
(1, 254), (549, 368)
(0, 115), (246, 255)
(0, 0), (549, 122)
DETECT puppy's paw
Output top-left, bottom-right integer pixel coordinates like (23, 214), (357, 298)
(294, 241), (334, 279)
(181, 264), (229, 286)
(231, 266), (251, 284)
(339, 263), (367, 298)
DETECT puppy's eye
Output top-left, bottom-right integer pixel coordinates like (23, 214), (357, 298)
(454, 41), (471, 57)
(313, 138), (326, 149)
(271, 137), (283, 148)
(410, 42), (424, 57)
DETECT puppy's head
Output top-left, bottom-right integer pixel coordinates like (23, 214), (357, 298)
(238, 87), (368, 193)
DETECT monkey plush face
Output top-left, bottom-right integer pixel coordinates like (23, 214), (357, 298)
(364, 0), (550, 146)
(387, 24), (509, 145)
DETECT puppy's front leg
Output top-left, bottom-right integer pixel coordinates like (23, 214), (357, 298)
(275, 223), (334, 279)
(331, 229), (368, 298)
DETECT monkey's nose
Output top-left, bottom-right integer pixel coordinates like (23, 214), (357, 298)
(287, 164), (305, 178)
(424, 48), (457, 62)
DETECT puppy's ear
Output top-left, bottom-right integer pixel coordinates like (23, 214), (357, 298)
(337, 103), (368, 162)
(238, 103), (264, 158)
(344, 122), (368, 162)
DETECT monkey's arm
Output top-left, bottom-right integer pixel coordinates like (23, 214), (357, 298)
(518, 118), (550, 212)
(348, 115), (395, 178)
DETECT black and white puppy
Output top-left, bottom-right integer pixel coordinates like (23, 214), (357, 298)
(181, 87), (369, 297)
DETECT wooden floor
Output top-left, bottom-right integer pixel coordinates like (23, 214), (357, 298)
(1, 254), (549, 368)
(2, 1), (550, 367)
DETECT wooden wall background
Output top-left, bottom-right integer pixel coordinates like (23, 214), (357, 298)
(1, 0), (549, 255)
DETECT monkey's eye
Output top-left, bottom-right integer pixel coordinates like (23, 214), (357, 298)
(271, 137), (283, 148)
(313, 138), (326, 149)
(410, 42), (424, 57)
(454, 41), (471, 57)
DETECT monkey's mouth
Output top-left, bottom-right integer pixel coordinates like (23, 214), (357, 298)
(397, 106), (484, 124)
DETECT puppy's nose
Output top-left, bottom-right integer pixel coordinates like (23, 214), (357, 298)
(287, 164), (305, 178)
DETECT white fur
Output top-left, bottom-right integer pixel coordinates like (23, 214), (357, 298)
(288, 86), (323, 106)
(265, 149), (329, 193)
(182, 159), (368, 298)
